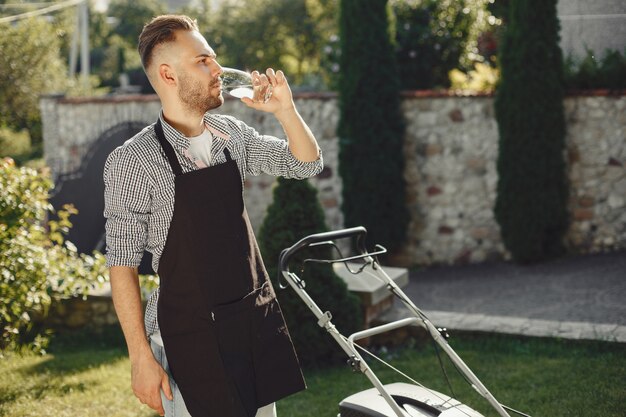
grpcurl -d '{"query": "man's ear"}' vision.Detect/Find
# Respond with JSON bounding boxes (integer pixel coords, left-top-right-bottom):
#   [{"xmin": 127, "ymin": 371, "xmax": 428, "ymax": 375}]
[{"xmin": 158, "ymin": 64, "xmax": 176, "ymax": 86}]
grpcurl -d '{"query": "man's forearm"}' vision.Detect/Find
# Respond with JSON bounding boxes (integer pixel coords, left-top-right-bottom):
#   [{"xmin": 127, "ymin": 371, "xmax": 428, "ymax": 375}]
[
  {"xmin": 275, "ymin": 107, "xmax": 320, "ymax": 163},
  {"xmin": 110, "ymin": 266, "xmax": 152, "ymax": 361}
]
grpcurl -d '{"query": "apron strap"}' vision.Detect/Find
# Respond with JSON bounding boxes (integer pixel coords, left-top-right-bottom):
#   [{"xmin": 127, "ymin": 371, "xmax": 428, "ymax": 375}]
[
  {"xmin": 223, "ymin": 147, "xmax": 232, "ymax": 162},
  {"xmin": 155, "ymin": 119, "xmax": 183, "ymax": 177}
]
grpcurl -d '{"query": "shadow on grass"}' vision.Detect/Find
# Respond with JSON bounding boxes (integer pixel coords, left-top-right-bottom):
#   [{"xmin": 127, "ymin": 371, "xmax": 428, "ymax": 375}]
[
  {"xmin": 1, "ymin": 326, "xmax": 130, "ymax": 412},
  {"xmin": 24, "ymin": 325, "xmax": 128, "ymax": 375},
  {"xmin": 0, "ymin": 379, "xmax": 91, "ymax": 406}
]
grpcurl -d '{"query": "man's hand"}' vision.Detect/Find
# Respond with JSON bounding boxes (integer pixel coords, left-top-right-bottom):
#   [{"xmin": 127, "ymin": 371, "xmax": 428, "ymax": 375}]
[
  {"xmin": 131, "ymin": 348, "xmax": 173, "ymax": 416},
  {"xmin": 240, "ymin": 68, "xmax": 320, "ymax": 163},
  {"xmin": 241, "ymin": 68, "xmax": 295, "ymax": 116},
  {"xmin": 109, "ymin": 266, "xmax": 173, "ymax": 415}
]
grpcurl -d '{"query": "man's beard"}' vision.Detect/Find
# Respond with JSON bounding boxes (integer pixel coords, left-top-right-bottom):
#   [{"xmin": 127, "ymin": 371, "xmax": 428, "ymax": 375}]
[{"xmin": 177, "ymin": 71, "xmax": 223, "ymax": 115}]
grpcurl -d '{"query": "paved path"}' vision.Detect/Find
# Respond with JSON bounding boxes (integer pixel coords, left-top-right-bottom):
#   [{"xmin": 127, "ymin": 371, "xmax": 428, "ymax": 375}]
[{"xmin": 380, "ymin": 250, "xmax": 626, "ymax": 342}]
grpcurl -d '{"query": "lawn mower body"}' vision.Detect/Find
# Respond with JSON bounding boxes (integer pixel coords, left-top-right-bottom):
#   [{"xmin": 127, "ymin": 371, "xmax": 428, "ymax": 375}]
[{"xmin": 339, "ymin": 383, "xmax": 484, "ymax": 417}]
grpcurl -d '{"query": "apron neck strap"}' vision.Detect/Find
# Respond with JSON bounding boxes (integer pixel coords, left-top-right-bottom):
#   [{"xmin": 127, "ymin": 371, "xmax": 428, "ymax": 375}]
[
  {"xmin": 155, "ymin": 119, "xmax": 183, "ymax": 177},
  {"xmin": 223, "ymin": 147, "xmax": 232, "ymax": 162}
]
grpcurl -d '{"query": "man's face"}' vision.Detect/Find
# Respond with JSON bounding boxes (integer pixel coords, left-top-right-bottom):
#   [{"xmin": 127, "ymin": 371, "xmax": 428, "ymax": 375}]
[{"xmin": 172, "ymin": 30, "xmax": 224, "ymax": 114}]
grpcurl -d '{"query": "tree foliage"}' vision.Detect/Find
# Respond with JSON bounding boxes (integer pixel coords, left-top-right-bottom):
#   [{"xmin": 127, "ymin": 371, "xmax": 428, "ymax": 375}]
[
  {"xmin": 0, "ymin": 18, "xmax": 69, "ymax": 147},
  {"xmin": 0, "ymin": 159, "xmax": 107, "ymax": 353},
  {"xmin": 0, "ymin": 127, "xmax": 32, "ymax": 163},
  {"xmin": 209, "ymin": 0, "xmax": 335, "ymax": 88},
  {"xmin": 391, "ymin": 0, "xmax": 474, "ymax": 89},
  {"xmin": 337, "ymin": 0, "xmax": 408, "ymax": 252},
  {"xmin": 494, "ymin": 0, "xmax": 569, "ymax": 263},
  {"xmin": 95, "ymin": 0, "xmax": 165, "ymax": 92},
  {"xmin": 107, "ymin": 0, "xmax": 167, "ymax": 48},
  {"xmin": 258, "ymin": 177, "xmax": 361, "ymax": 368}
]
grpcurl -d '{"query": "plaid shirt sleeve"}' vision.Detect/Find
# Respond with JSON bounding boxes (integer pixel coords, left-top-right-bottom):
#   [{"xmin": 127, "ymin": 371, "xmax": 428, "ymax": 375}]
[
  {"xmin": 103, "ymin": 145, "xmax": 153, "ymax": 268},
  {"xmin": 225, "ymin": 116, "xmax": 323, "ymax": 179}
]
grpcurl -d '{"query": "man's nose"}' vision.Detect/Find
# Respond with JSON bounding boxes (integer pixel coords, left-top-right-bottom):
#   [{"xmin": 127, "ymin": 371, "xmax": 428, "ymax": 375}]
[{"xmin": 214, "ymin": 62, "xmax": 223, "ymax": 78}]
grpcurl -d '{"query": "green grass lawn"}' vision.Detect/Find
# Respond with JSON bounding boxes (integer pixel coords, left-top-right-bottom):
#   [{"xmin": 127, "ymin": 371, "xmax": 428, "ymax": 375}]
[{"xmin": 1, "ymin": 326, "xmax": 624, "ymax": 417}]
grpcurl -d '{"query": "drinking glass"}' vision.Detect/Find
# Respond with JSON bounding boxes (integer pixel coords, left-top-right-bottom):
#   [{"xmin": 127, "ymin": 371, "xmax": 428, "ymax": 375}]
[{"xmin": 220, "ymin": 67, "xmax": 273, "ymax": 103}]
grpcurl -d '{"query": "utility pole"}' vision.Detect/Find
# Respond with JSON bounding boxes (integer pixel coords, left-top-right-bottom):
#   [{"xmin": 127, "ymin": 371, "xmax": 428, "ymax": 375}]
[
  {"xmin": 80, "ymin": 0, "xmax": 89, "ymax": 86},
  {"xmin": 69, "ymin": 0, "xmax": 89, "ymax": 87}
]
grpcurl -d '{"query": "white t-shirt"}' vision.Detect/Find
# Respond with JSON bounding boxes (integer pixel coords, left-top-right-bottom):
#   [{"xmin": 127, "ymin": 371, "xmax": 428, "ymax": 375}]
[{"xmin": 187, "ymin": 128, "xmax": 213, "ymax": 167}]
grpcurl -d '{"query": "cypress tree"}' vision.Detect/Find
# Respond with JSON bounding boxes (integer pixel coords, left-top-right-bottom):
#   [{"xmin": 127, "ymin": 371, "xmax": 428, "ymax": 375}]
[
  {"xmin": 337, "ymin": 0, "xmax": 409, "ymax": 251},
  {"xmin": 258, "ymin": 177, "xmax": 361, "ymax": 368},
  {"xmin": 494, "ymin": 0, "xmax": 569, "ymax": 263}
]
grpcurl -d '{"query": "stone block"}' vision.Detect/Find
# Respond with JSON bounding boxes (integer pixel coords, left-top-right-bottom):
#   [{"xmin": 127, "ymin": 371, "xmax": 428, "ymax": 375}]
[
  {"xmin": 608, "ymin": 157, "xmax": 623, "ymax": 167},
  {"xmin": 448, "ymin": 109, "xmax": 464, "ymax": 122},
  {"xmin": 606, "ymin": 166, "xmax": 625, "ymax": 181},
  {"xmin": 425, "ymin": 143, "xmax": 443, "ymax": 156},
  {"xmin": 578, "ymin": 196, "xmax": 595, "ymax": 207},
  {"xmin": 322, "ymin": 198, "xmax": 338, "ymax": 208},
  {"xmin": 465, "ymin": 157, "xmax": 486, "ymax": 172},
  {"xmin": 470, "ymin": 227, "xmax": 490, "ymax": 240},
  {"xmin": 417, "ymin": 112, "xmax": 438, "ymax": 127},
  {"xmin": 65, "ymin": 311, "xmax": 89, "ymax": 328},
  {"xmin": 91, "ymin": 300, "xmax": 111, "ymax": 315},
  {"xmin": 607, "ymin": 194, "xmax": 625, "ymax": 209},
  {"xmin": 574, "ymin": 208, "xmax": 594, "ymax": 221},
  {"xmin": 438, "ymin": 226, "xmax": 454, "ymax": 235},
  {"xmin": 426, "ymin": 186, "xmax": 442, "ymax": 196},
  {"xmin": 333, "ymin": 262, "xmax": 409, "ymax": 308}
]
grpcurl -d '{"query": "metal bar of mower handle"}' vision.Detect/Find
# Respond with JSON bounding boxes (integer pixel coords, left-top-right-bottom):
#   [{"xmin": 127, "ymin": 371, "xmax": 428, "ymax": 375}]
[
  {"xmin": 347, "ymin": 317, "xmax": 424, "ymax": 345},
  {"xmin": 278, "ymin": 226, "xmax": 369, "ymax": 275}
]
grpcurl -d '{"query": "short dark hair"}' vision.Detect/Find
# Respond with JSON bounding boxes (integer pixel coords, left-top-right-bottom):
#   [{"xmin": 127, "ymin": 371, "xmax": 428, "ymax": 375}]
[{"xmin": 138, "ymin": 15, "xmax": 199, "ymax": 70}]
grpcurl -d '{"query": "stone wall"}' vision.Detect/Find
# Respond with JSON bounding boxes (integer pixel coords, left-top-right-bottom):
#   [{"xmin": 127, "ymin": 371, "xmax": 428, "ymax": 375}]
[
  {"xmin": 400, "ymin": 94, "xmax": 504, "ymax": 265},
  {"xmin": 565, "ymin": 95, "xmax": 626, "ymax": 252},
  {"xmin": 40, "ymin": 95, "xmax": 162, "ymax": 178},
  {"xmin": 225, "ymin": 92, "xmax": 626, "ymax": 265},
  {"xmin": 41, "ymin": 91, "xmax": 625, "ymax": 267},
  {"xmin": 45, "ymin": 294, "xmax": 119, "ymax": 330}
]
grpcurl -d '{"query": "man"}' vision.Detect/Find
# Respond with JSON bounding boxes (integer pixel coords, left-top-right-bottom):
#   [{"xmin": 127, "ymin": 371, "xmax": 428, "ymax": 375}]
[{"xmin": 104, "ymin": 15, "xmax": 322, "ymax": 417}]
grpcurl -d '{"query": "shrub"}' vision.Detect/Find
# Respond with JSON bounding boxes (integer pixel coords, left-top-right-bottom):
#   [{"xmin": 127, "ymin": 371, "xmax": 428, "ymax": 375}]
[
  {"xmin": 258, "ymin": 177, "xmax": 361, "ymax": 368},
  {"xmin": 0, "ymin": 126, "xmax": 32, "ymax": 160},
  {"xmin": 564, "ymin": 48, "xmax": 626, "ymax": 91},
  {"xmin": 494, "ymin": 0, "xmax": 569, "ymax": 263},
  {"xmin": 449, "ymin": 62, "xmax": 500, "ymax": 92},
  {"xmin": 0, "ymin": 159, "xmax": 107, "ymax": 353},
  {"xmin": 338, "ymin": 0, "xmax": 409, "ymax": 252}
]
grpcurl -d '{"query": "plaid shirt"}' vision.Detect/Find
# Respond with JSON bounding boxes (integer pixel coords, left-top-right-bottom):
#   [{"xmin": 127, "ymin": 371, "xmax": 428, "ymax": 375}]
[{"xmin": 103, "ymin": 111, "xmax": 323, "ymax": 337}]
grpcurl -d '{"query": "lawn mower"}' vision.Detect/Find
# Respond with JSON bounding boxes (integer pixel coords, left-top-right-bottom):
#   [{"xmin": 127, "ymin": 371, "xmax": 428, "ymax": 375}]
[{"xmin": 278, "ymin": 227, "xmax": 531, "ymax": 417}]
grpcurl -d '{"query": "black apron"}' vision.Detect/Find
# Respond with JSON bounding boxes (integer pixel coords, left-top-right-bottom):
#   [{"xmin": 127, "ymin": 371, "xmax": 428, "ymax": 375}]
[{"xmin": 154, "ymin": 120, "xmax": 305, "ymax": 417}]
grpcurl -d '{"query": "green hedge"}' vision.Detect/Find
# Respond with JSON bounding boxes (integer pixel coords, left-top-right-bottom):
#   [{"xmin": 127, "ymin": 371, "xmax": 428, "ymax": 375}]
[
  {"xmin": 0, "ymin": 159, "xmax": 106, "ymax": 353},
  {"xmin": 258, "ymin": 177, "xmax": 361, "ymax": 368},
  {"xmin": 337, "ymin": 0, "xmax": 409, "ymax": 252},
  {"xmin": 494, "ymin": 0, "xmax": 569, "ymax": 263}
]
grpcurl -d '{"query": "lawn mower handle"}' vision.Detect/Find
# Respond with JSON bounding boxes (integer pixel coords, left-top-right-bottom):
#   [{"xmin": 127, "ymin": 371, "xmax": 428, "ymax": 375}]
[{"xmin": 278, "ymin": 226, "xmax": 369, "ymax": 274}]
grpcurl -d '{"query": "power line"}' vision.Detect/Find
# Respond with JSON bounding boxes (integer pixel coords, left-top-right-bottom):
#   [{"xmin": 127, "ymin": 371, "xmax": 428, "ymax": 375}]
[
  {"xmin": 0, "ymin": 0, "xmax": 91, "ymax": 86},
  {"xmin": 0, "ymin": 2, "xmax": 66, "ymax": 8},
  {"xmin": 0, "ymin": 0, "xmax": 85, "ymax": 24}
]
